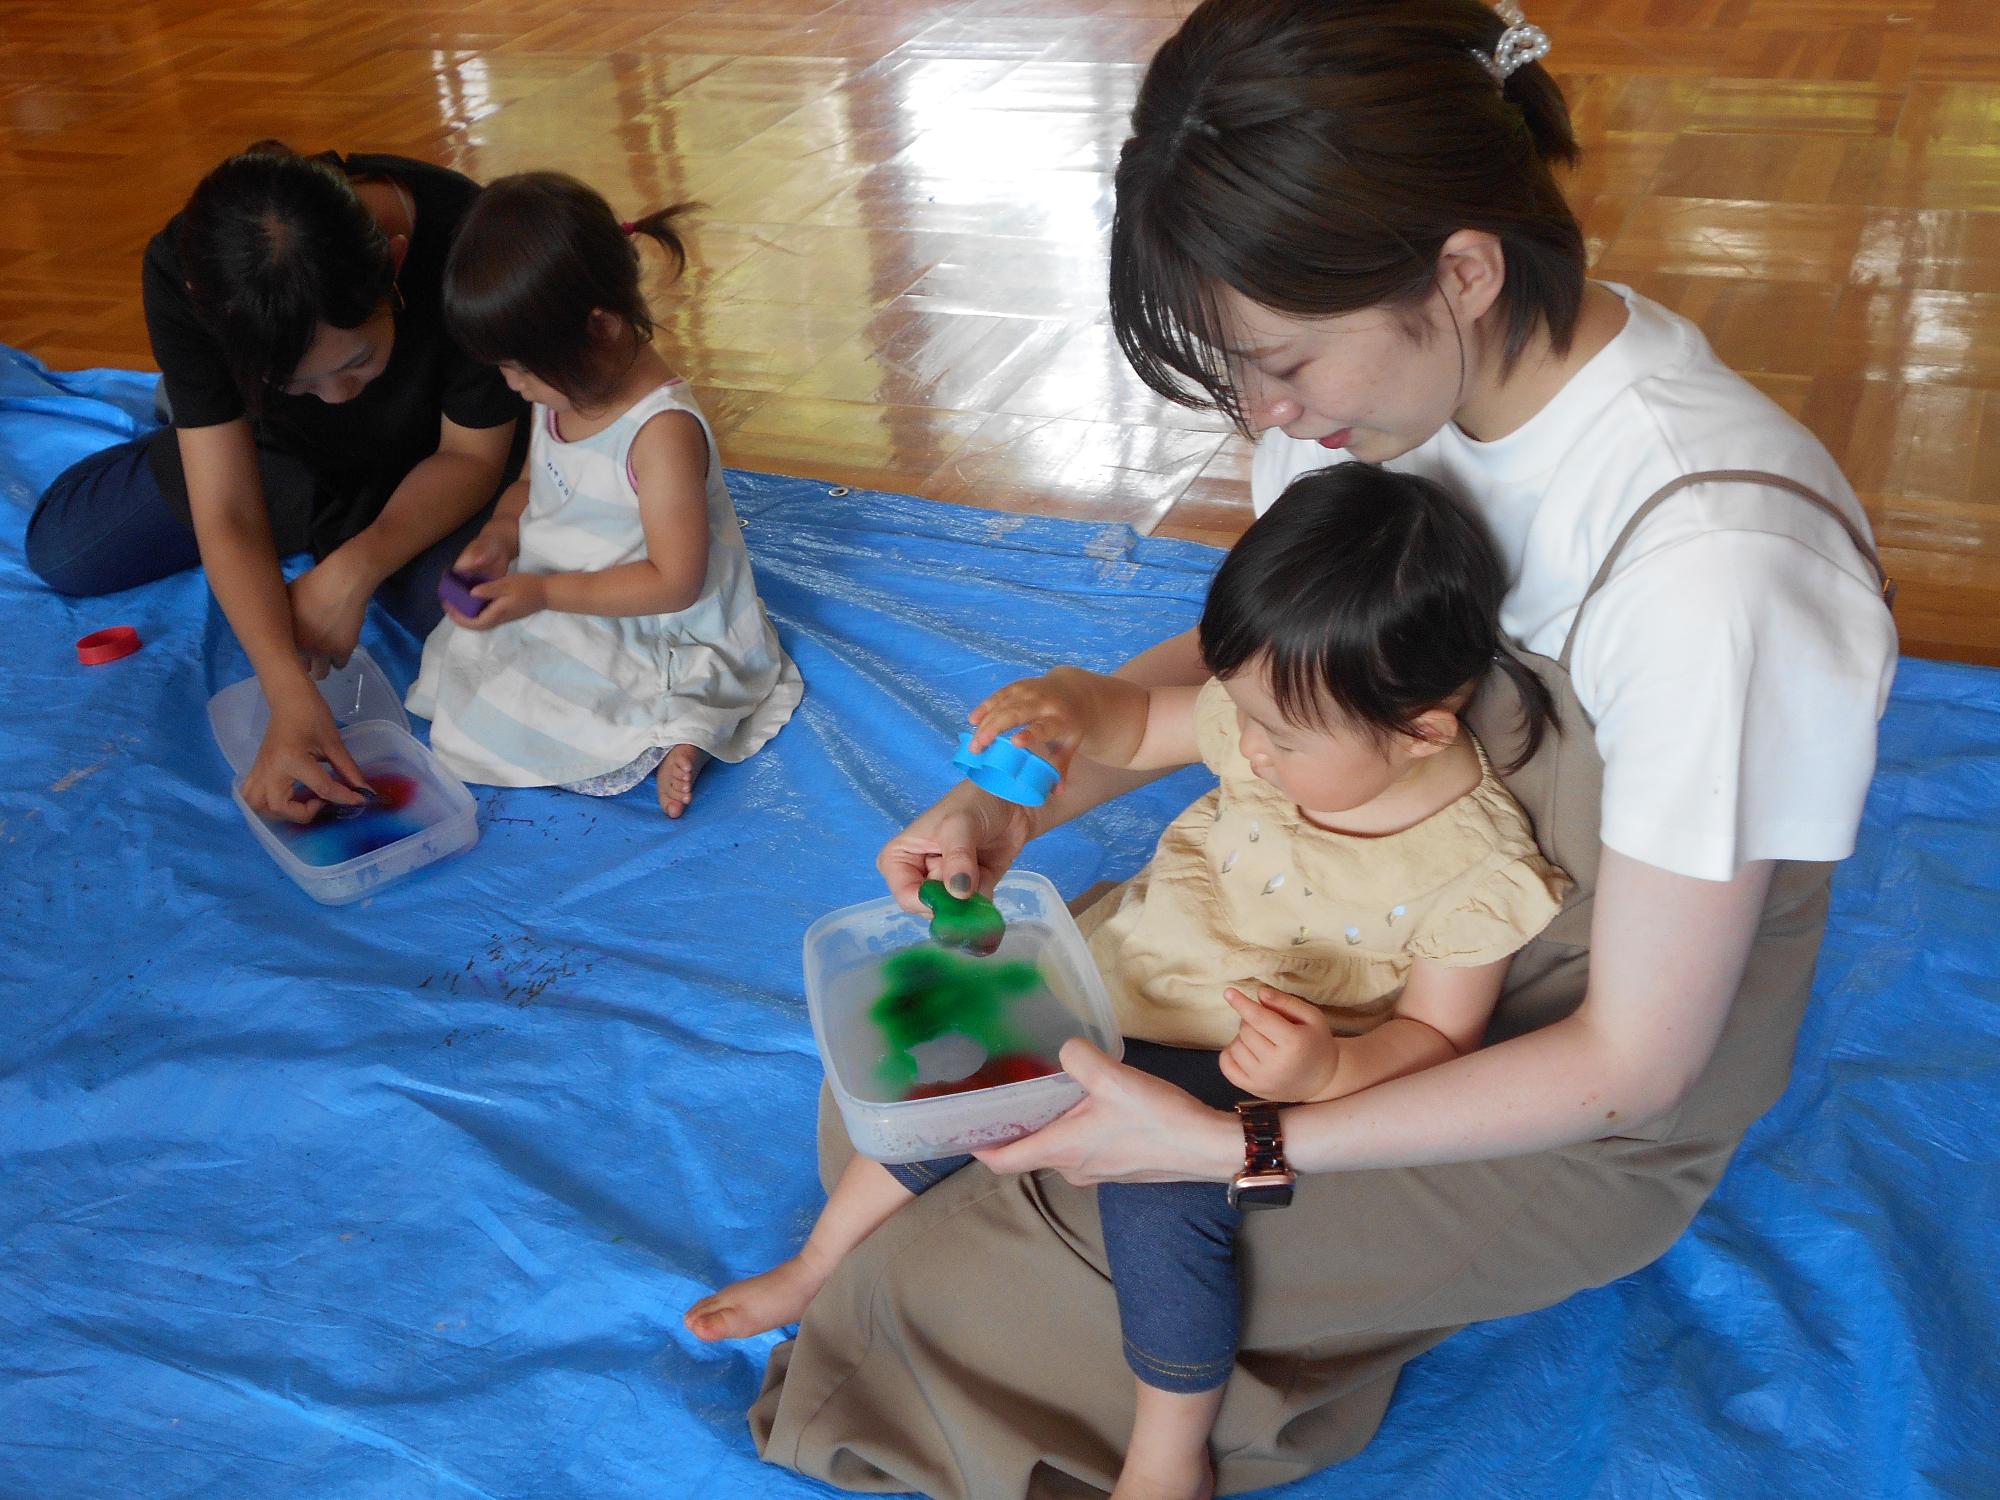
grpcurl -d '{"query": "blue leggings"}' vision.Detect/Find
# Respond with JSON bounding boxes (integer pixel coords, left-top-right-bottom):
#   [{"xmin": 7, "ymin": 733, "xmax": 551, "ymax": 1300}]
[
  {"xmin": 888, "ymin": 1041, "xmax": 1247, "ymax": 1394},
  {"xmin": 25, "ymin": 431, "xmax": 491, "ymax": 637}
]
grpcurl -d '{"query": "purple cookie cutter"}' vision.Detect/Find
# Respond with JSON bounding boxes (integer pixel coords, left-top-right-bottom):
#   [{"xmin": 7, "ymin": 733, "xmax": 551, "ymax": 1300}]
[{"xmin": 438, "ymin": 569, "xmax": 491, "ymax": 619}]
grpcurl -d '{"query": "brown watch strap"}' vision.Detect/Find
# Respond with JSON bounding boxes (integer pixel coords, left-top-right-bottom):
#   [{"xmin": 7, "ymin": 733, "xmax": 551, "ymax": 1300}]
[{"xmin": 1235, "ymin": 1101, "xmax": 1289, "ymax": 1176}]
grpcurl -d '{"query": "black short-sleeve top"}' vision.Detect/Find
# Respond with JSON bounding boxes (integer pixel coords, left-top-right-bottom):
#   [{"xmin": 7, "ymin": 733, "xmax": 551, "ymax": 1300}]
[{"xmin": 141, "ymin": 152, "xmax": 524, "ymax": 542}]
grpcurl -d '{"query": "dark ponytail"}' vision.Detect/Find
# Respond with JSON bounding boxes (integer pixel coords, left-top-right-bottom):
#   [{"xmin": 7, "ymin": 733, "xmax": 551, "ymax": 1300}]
[
  {"xmin": 443, "ymin": 171, "xmax": 697, "ymax": 408},
  {"xmin": 178, "ymin": 140, "xmax": 396, "ymax": 409},
  {"xmin": 1198, "ymin": 462, "xmax": 1556, "ymax": 773},
  {"xmin": 624, "ymin": 205, "xmax": 691, "ymax": 282}
]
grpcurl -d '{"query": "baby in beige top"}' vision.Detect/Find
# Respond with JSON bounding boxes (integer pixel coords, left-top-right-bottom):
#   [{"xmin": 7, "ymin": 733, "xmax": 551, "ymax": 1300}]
[
  {"xmin": 1079, "ymin": 674, "xmax": 1566, "ymax": 1055},
  {"xmin": 689, "ymin": 463, "xmax": 1570, "ymax": 1500}
]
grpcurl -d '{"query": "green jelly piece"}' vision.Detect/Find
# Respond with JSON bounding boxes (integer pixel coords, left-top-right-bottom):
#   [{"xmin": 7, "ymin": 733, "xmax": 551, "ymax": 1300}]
[
  {"xmin": 870, "ymin": 944, "xmax": 1041, "ymax": 1091},
  {"xmin": 918, "ymin": 878, "xmax": 1007, "ymax": 955}
]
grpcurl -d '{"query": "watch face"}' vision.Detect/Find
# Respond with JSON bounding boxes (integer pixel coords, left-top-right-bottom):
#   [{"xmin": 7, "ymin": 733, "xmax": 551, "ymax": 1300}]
[{"xmin": 1228, "ymin": 1172, "xmax": 1296, "ymax": 1211}]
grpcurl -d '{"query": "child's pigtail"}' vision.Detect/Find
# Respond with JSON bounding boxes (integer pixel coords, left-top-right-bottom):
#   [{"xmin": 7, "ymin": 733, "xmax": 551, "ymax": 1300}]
[
  {"xmin": 1489, "ymin": 647, "xmax": 1559, "ymax": 775},
  {"xmin": 626, "ymin": 202, "xmax": 700, "ymax": 284}
]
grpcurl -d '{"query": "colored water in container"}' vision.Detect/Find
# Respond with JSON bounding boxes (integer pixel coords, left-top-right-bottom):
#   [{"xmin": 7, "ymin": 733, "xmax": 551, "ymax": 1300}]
[
  {"xmin": 263, "ymin": 765, "xmax": 445, "ymax": 867},
  {"xmin": 824, "ymin": 939, "xmax": 1092, "ymax": 1107}
]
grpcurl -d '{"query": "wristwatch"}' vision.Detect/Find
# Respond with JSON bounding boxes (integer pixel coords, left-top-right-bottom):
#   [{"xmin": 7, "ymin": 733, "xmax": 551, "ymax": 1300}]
[{"xmin": 1226, "ymin": 1101, "xmax": 1296, "ymax": 1210}]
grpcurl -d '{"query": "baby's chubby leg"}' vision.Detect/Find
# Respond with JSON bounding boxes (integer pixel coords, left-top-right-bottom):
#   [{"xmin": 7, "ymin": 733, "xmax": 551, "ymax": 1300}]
[
  {"xmin": 684, "ymin": 1154, "xmax": 913, "ymax": 1341},
  {"xmin": 1113, "ymin": 1382, "xmax": 1224, "ymax": 1500}
]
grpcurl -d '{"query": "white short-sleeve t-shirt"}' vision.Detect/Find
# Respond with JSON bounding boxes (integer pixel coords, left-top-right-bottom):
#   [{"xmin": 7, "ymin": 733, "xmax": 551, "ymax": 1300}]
[{"xmin": 1250, "ymin": 284, "xmax": 1897, "ymax": 882}]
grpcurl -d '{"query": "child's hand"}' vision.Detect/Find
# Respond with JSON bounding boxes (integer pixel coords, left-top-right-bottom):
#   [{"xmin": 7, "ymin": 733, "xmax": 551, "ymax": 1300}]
[
  {"xmin": 967, "ymin": 666, "xmax": 1100, "ymax": 771},
  {"xmin": 450, "ymin": 572, "xmax": 547, "ymax": 630},
  {"xmin": 454, "ymin": 526, "xmax": 517, "ymax": 581},
  {"xmin": 1219, "ymin": 986, "xmax": 1341, "ymax": 1102}
]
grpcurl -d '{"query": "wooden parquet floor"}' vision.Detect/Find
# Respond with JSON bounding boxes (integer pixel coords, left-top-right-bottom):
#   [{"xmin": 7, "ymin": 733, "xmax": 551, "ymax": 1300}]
[{"xmin": 4, "ymin": 0, "xmax": 1997, "ymax": 662}]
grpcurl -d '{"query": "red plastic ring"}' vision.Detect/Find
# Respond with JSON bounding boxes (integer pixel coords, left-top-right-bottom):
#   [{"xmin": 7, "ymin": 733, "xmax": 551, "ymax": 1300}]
[{"xmin": 76, "ymin": 626, "xmax": 142, "ymax": 665}]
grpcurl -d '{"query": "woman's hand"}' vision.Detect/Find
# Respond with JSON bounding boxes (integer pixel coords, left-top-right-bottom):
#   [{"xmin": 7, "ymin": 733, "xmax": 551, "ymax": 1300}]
[
  {"xmin": 450, "ymin": 572, "xmax": 547, "ymax": 630},
  {"xmin": 1219, "ymin": 986, "xmax": 1341, "ymax": 1101},
  {"xmin": 972, "ymin": 1039, "xmax": 1243, "ymax": 1185},
  {"xmin": 242, "ymin": 682, "xmax": 369, "ymax": 824},
  {"xmin": 287, "ymin": 547, "xmax": 377, "ymax": 677},
  {"xmin": 877, "ymin": 780, "xmax": 1039, "ymax": 913}
]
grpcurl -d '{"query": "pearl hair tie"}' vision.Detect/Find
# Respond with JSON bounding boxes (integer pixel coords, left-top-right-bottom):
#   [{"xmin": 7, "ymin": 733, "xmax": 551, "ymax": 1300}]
[{"xmin": 1475, "ymin": 2, "xmax": 1552, "ymax": 84}]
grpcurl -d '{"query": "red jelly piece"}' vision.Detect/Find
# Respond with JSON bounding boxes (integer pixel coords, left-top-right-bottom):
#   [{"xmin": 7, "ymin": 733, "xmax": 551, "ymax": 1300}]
[
  {"xmin": 366, "ymin": 772, "xmax": 419, "ymax": 811},
  {"xmin": 301, "ymin": 769, "xmax": 421, "ymax": 823},
  {"xmin": 903, "ymin": 1052, "xmax": 1060, "ymax": 1100}
]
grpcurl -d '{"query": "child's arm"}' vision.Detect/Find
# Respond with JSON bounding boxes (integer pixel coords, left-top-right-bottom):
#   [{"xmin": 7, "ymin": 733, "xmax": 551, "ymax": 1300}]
[
  {"xmin": 445, "ymin": 477, "xmax": 531, "ymax": 597},
  {"xmin": 1218, "ymin": 956, "xmax": 1509, "ymax": 1104},
  {"xmin": 966, "ymin": 668, "xmax": 1204, "ymax": 775},
  {"xmin": 458, "ymin": 411, "xmax": 711, "ymax": 627}
]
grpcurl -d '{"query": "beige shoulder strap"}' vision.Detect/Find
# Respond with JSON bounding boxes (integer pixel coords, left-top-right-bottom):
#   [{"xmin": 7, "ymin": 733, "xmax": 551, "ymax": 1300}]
[{"xmin": 1558, "ymin": 468, "xmax": 1895, "ymax": 672}]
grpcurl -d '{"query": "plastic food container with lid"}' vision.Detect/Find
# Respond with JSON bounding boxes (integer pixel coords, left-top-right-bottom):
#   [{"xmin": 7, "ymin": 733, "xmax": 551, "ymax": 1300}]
[
  {"xmin": 803, "ymin": 870, "xmax": 1122, "ymax": 1163},
  {"xmin": 206, "ymin": 648, "xmax": 478, "ymax": 905}
]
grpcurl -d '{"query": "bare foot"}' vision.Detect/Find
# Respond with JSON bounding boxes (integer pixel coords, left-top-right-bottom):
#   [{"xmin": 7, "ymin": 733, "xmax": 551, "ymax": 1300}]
[
  {"xmin": 655, "ymin": 744, "xmax": 709, "ymax": 819},
  {"xmin": 684, "ymin": 1249, "xmax": 832, "ymax": 1342}
]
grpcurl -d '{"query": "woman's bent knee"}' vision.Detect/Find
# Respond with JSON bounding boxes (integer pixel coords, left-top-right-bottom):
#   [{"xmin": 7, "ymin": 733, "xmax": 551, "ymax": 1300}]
[
  {"xmin": 25, "ymin": 473, "xmax": 111, "ymax": 596},
  {"xmin": 24, "ymin": 438, "xmax": 197, "ymax": 596}
]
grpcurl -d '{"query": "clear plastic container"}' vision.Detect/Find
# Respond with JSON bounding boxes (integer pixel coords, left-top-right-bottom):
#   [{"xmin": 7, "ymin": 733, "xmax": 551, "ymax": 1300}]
[
  {"xmin": 207, "ymin": 649, "xmax": 479, "ymax": 906},
  {"xmin": 804, "ymin": 870, "xmax": 1122, "ymax": 1163}
]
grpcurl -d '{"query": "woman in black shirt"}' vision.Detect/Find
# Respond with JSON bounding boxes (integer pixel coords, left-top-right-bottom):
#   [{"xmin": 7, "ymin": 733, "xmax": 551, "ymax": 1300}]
[{"xmin": 26, "ymin": 142, "xmax": 524, "ymax": 822}]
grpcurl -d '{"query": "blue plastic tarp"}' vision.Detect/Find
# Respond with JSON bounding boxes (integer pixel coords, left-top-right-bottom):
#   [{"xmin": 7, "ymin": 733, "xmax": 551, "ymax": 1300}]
[{"xmin": 1, "ymin": 347, "xmax": 1995, "ymax": 1499}]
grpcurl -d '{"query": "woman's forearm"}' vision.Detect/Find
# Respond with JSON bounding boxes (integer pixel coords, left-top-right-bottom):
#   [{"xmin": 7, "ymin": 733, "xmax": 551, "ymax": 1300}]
[
  {"xmin": 194, "ymin": 503, "xmax": 315, "ymax": 700},
  {"xmin": 178, "ymin": 421, "xmax": 313, "ymax": 697},
  {"xmin": 340, "ymin": 449, "xmax": 503, "ymax": 588},
  {"xmin": 1233, "ymin": 855, "xmax": 1769, "ymax": 1179},
  {"xmin": 1278, "ymin": 1012, "xmax": 1674, "ymax": 1175}
]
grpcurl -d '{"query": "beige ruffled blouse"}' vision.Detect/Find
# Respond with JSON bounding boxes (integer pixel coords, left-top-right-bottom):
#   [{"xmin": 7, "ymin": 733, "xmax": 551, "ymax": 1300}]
[{"xmin": 1078, "ymin": 679, "xmax": 1573, "ymax": 1049}]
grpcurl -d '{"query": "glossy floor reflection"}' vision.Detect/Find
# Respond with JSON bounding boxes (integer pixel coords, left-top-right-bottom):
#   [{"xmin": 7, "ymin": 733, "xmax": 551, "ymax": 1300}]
[{"xmin": 3, "ymin": 0, "xmax": 1997, "ymax": 660}]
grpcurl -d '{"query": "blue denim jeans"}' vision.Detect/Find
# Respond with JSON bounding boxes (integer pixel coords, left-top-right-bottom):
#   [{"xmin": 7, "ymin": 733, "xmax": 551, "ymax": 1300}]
[
  {"xmin": 25, "ymin": 431, "xmax": 492, "ymax": 638},
  {"xmin": 887, "ymin": 1039, "xmax": 1247, "ymax": 1393}
]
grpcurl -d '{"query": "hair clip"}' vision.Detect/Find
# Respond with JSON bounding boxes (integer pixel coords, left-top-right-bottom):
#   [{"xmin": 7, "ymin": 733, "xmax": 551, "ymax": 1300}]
[
  {"xmin": 1474, "ymin": 2, "xmax": 1551, "ymax": 85},
  {"xmin": 619, "ymin": 220, "xmax": 638, "ymax": 236}
]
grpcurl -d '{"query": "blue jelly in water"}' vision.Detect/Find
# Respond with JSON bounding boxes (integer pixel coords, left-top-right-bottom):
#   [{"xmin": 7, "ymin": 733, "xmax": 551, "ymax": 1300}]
[{"xmin": 263, "ymin": 768, "xmax": 431, "ymax": 867}]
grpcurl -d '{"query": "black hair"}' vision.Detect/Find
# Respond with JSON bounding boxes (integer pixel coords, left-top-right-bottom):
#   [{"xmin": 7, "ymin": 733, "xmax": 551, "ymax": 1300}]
[
  {"xmin": 1198, "ymin": 462, "xmax": 1555, "ymax": 771},
  {"xmin": 1111, "ymin": 0, "xmax": 1585, "ymax": 427},
  {"xmin": 443, "ymin": 171, "xmax": 694, "ymax": 408},
  {"xmin": 177, "ymin": 140, "xmax": 397, "ymax": 410}
]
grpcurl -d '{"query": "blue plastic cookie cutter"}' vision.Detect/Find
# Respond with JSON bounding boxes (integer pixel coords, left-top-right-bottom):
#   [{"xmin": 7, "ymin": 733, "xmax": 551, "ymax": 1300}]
[{"xmin": 953, "ymin": 731, "xmax": 1060, "ymax": 806}]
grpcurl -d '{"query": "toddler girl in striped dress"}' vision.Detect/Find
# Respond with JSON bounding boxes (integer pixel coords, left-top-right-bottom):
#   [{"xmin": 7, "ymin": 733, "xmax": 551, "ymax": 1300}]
[{"xmin": 407, "ymin": 172, "xmax": 801, "ymax": 818}]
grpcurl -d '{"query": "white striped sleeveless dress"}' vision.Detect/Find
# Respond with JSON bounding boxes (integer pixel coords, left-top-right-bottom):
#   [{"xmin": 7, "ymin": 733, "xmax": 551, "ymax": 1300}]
[{"xmin": 406, "ymin": 380, "xmax": 802, "ymax": 792}]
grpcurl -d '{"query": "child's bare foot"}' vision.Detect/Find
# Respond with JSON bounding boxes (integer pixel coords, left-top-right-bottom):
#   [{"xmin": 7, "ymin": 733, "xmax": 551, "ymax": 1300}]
[
  {"xmin": 684, "ymin": 1249, "xmax": 832, "ymax": 1342},
  {"xmin": 687, "ymin": 1158, "xmax": 914, "ymax": 1343},
  {"xmin": 655, "ymin": 744, "xmax": 709, "ymax": 819}
]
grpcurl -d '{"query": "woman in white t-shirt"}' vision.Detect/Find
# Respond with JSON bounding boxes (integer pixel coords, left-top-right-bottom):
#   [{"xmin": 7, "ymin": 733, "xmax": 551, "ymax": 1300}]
[{"xmin": 750, "ymin": 3, "xmax": 1898, "ymax": 1495}]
